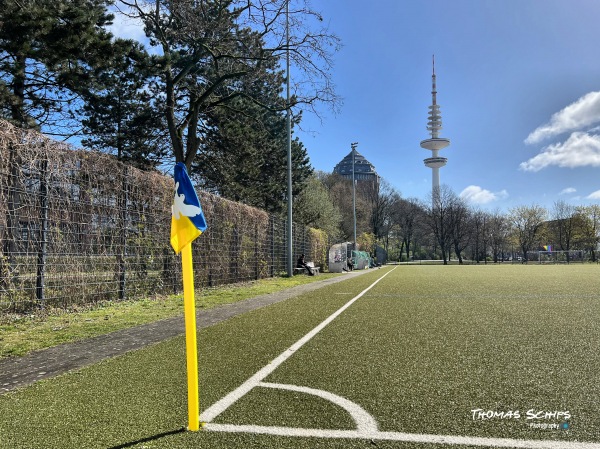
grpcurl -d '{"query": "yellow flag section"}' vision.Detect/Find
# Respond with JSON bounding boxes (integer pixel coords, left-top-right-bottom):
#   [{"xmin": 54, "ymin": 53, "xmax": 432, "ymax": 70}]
[{"xmin": 170, "ymin": 162, "xmax": 207, "ymax": 431}]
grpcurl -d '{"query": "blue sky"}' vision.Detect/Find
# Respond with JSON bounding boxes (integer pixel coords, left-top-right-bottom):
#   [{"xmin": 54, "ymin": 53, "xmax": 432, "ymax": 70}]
[
  {"xmin": 293, "ymin": 0, "xmax": 600, "ymax": 211},
  {"xmin": 109, "ymin": 0, "xmax": 600, "ymax": 211}
]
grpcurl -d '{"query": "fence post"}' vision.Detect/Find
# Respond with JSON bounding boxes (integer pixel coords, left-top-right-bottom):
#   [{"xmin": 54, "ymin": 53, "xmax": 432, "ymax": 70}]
[
  {"xmin": 232, "ymin": 226, "xmax": 239, "ymax": 281},
  {"xmin": 35, "ymin": 158, "xmax": 49, "ymax": 307},
  {"xmin": 207, "ymin": 230, "xmax": 214, "ymax": 287},
  {"xmin": 270, "ymin": 217, "xmax": 275, "ymax": 277},
  {"xmin": 118, "ymin": 166, "xmax": 128, "ymax": 300},
  {"xmin": 254, "ymin": 222, "xmax": 259, "ymax": 280},
  {"xmin": 304, "ymin": 227, "xmax": 308, "ymax": 259}
]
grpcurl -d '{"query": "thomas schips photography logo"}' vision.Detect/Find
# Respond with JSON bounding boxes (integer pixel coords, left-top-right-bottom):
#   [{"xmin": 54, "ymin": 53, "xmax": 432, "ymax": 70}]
[{"xmin": 471, "ymin": 408, "xmax": 571, "ymax": 430}]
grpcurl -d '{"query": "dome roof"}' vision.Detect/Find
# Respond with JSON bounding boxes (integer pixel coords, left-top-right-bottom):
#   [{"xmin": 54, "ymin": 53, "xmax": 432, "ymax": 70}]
[{"xmin": 333, "ymin": 149, "xmax": 377, "ymax": 176}]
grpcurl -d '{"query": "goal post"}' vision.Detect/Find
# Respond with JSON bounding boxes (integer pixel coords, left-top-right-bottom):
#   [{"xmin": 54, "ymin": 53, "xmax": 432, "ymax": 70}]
[{"xmin": 538, "ymin": 250, "xmax": 585, "ymax": 264}]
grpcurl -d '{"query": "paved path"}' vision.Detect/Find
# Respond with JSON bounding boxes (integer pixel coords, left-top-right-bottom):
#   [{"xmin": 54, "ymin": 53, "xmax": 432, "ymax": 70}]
[{"xmin": 0, "ymin": 271, "xmax": 371, "ymax": 394}]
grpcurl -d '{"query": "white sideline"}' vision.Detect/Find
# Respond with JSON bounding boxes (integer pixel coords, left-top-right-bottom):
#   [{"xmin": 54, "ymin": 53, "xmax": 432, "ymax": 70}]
[
  {"xmin": 200, "ymin": 266, "xmax": 398, "ymax": 423},
  {"xmin": 203, "ymin": 423, "xmax": 600, "ymax": 449}
]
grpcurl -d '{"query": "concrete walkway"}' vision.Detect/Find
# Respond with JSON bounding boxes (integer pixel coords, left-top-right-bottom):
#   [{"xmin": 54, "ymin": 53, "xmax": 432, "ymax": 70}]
[{"xmin": 0, "ymin": 270, "xmax": 371, "ymax": 394}]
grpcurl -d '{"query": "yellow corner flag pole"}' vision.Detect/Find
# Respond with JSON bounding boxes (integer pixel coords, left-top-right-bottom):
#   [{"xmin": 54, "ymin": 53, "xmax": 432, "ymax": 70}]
[
  {"xmin": 182, "ymin": 242, "xmax": 200, "ymax": 431},
  {"xmin": 171, "ymin": 161, "xmax": 206, "ymax": 432}
]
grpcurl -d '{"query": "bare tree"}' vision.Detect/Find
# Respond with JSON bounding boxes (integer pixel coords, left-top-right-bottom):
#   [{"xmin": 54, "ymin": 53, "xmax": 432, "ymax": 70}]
[
  {"xmin": 448, "ymin": 196, "xmax": 471, "ymax": 264},
  {"xmin": 508, "ymin": 205, "xmax": 547, "ymax": 262},
  {"xmin": 360, "ymin": 178, "xmax": 398, "ymax": 242},
  {"xmin": 427, "ymin": 185, "xmax": 456, "ymax": 264},
  {"xmin": 550, "ymin": 200, "xmax": 578, "ymax": 262},
  {"xmin": 488, "ymin": 210, "xmax": 509, "ymax": 263},
  {"xmin": 322, "ymin": 173, "xmax": 376, "ymax": 242},
  {"xmin": 469, "ymin": 209, "xmax": 486, "ymax": 263},
  {"xmin": 393, "ymin": 197, "xmax": 424, "ymax": 261}
]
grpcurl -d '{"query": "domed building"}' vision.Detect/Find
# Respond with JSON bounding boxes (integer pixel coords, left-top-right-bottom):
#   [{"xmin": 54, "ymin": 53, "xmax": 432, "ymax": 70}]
[{"xmin": 333, "ymin": 148, "xmax": 379, "ymax": 187}]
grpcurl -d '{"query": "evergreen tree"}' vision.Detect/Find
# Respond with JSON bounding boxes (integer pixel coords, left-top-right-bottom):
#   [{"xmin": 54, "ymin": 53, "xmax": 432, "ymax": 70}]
[
  {"xmin": 80, "ymin": 39, "xmax": 168, "ymax": 168},
  {"xmin": 193, "ymin": 95, "xmax": 312, "ymax": 213},
  {"xmin": 0, "ymin": 0, "xmax": 115, "ymax": 134}
]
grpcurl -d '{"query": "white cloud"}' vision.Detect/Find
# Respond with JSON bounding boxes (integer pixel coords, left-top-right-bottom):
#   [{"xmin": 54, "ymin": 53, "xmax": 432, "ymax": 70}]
[
  {"xmin": 459, "ymin": 186, "xmax": 508, "ymax": 204},
  {"xmin": 519, "ymin": 131, "xmax": 600, "ymax": 172},
  {"xmin": 587, "ymin": 190, "xmax": 600, "ymax": 200},
  {"xmin": 525, "ymin": 91, "xmax": 600, "ymax": 145},
  {"xmin": 559, "ymin": 187, "xmax": 577, "ymax": 195},
  {"xmin": 108, "ymin": 10, "xmax": 147, "ymax": 42}
]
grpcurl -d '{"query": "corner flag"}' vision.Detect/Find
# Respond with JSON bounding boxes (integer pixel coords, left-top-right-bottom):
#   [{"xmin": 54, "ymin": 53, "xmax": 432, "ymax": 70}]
[
  {"xmin": 171, "ymin": 163, "xmax": 207, "ymax": 253},
  {"xmin": 170, "ymin": 162, "xmax": 207, "ymax": 432}
]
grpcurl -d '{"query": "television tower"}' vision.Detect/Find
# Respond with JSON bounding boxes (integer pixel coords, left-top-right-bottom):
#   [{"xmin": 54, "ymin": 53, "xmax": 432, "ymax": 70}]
[{"xmin": 420, "ymin": 55, "xmax": 450, "ymax": 195}]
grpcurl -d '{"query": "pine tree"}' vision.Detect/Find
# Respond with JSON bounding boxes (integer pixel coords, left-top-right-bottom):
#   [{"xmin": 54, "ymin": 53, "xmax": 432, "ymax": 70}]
[
  {"xmin": 194, "ymin": 96, "xmax": 312, "ymax": 214},
  {"xmin": 0, "ymin": 0, "xmax": 115, "ymax": 134},
  {"xmin": 80, "ymin": 40, "xmax": 168, "ymax": 169}
]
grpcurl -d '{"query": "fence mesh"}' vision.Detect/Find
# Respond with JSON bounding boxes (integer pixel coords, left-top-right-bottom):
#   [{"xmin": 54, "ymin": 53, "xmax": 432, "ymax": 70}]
[{"xmin": 0, "ymin": 120, "xmax": 329, "ymax": 314}]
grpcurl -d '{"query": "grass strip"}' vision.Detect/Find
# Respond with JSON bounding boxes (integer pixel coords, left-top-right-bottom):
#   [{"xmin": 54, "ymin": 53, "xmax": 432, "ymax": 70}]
[{"xmin": 0, "ymin": 273, "xmax": 340, "ymax": 359}]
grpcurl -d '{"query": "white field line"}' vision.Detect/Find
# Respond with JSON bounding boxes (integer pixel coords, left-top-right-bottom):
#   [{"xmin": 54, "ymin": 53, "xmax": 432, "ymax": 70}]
[
  {"xmin": 259, "ymin": 382, "xmax": 378, "ymax": 433},
  {"xmin": 203, "ymin": 424, "xmax": 600, "ymax": 449},
  {"xmin": 200, "ymin": 266, "xmax": 399, "ymax": 423}
]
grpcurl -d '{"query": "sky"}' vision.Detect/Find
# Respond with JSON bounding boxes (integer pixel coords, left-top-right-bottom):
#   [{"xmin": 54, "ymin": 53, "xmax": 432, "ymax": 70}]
[
  {"xmin": 292, "ymin": 0, "xmax": 600, "ymax": 211},
  {"xmin": 109, "ymin": 0, "xmax": 600, "ymax": 212}
]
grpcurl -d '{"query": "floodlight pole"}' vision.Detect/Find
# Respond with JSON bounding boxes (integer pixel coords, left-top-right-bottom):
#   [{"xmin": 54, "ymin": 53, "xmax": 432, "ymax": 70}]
[
  {"xmin": 286, "ymin": 0, "xmax": 293, "ymax": 277},
  {"xmin": 351, "ymin": 142, "xmax": 358, "ymax": 250}
]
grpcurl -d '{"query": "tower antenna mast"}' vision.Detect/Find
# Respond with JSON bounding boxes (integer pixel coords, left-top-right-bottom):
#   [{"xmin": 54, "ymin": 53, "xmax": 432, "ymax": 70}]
[{"xmin": 420, "ymin": 55, "xmax": 450, "ymax": 201}]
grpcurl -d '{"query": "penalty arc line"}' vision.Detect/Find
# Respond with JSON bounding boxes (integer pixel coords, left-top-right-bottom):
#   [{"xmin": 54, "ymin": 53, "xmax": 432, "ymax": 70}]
[
  {"xmin": 200, "ymin": 266, "xmax": 399, "ymax": 423},
  {"xmin": 258, "ymin": 382, "xmax": 379, "ymax": 433}
]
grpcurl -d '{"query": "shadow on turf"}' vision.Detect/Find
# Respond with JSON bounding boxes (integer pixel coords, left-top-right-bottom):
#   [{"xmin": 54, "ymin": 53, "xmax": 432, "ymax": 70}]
[{"xmin": 107, "ymin": 427, "xmax": 186, "ymax": 448}]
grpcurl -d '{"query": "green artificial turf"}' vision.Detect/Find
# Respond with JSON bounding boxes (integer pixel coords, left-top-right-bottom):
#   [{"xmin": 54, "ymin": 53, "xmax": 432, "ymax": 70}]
[
  {"xmin": 267, "ymin": 264, "xmax": 600, "ymax": 443},
  {"xmin": 1, "ymin": 265, "xmax": 599, "ymax": 449}
]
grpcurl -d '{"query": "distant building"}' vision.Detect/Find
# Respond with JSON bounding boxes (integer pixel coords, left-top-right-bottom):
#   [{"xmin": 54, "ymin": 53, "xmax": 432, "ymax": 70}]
[{"xmin": 333, "ymin": 148, "xmax": 380, "ymax": 188}]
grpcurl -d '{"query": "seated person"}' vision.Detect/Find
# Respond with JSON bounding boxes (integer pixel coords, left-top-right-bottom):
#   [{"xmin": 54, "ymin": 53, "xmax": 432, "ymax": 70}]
[
  {"xmin": 346, "ymin": 257, "xmax": 354, "ymax": 271},
  {"xmin": 296, "ymin": 253, "xmax": 314, "ymax": 276}
]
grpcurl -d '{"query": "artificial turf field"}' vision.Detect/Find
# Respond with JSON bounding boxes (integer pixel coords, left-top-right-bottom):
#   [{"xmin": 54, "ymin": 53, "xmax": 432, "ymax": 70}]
[{"xmin": 1, "ymin": 264, "xmax": 600, "ymax": 449}]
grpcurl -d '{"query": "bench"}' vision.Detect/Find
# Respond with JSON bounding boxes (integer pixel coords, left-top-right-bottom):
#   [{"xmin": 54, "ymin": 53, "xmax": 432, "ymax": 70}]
[{"xmin": 294, "ymin": 262, "xmax": 320, "ymax": 275}]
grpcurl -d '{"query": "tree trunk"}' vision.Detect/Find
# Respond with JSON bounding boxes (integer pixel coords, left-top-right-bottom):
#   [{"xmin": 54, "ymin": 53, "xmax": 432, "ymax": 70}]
[
  {"xmin": 455, "ymin": 243, "xmax": 463, "ymax": 264},
  {"xmin": 11, "ymin": 53, "xmax": 26, "ymax": 125}
]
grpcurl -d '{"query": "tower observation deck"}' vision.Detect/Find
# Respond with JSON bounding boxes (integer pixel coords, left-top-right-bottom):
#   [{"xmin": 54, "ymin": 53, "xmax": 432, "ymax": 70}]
[{"xmin": 420, "ymin": 56, "xmax": 450, "ymax": 193}]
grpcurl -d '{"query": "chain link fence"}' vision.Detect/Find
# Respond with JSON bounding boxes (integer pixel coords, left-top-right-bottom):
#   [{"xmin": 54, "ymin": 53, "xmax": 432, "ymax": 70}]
[{"xmin": 0, "ymin": 120, "xmax": 330, "ymax": 314}]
